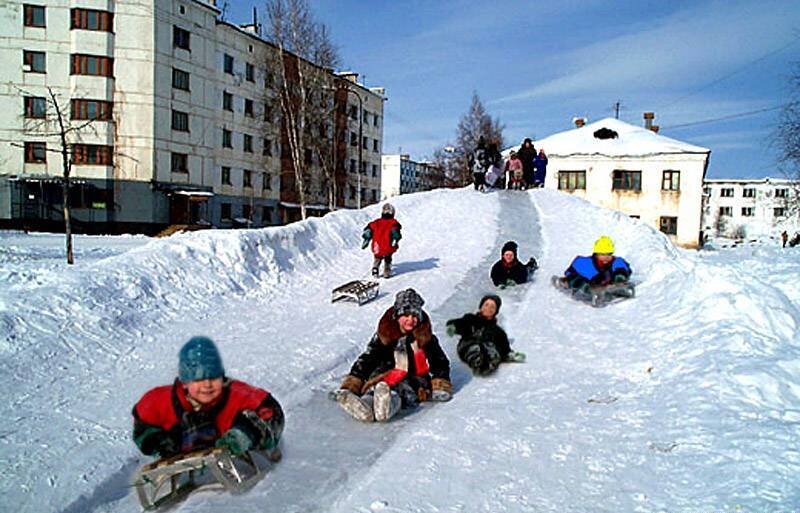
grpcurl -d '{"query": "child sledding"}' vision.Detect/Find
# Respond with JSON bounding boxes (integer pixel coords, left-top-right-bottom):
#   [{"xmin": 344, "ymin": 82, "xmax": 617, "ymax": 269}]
[
  {"xmin": 490, "ymin": 240, "xmax": 538, "ymax": 288},
  {"xmin": 336, "ymin": 288, "xmax": 453, "ymax": 422},
  {"xmin": 552, "ymin": 235, "xmax": 634, "ymax": 307},
  {"xmin": 446, "ymin": 294, "xmax": 525, "ymax": 376}
]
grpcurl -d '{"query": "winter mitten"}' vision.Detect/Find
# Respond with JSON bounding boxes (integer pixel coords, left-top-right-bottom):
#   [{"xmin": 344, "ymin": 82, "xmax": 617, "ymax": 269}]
[
  {"xmin": 431, "ymin": 378, "xmax": 452, "ymax": 401},
  {"xmin": 215, "ymin": 428, "xmax": 253, "ymax": 456},
  {"xmin": 361, "ymin": 239, "xmax": 369, "ymax": 250},
  {"xmin": 613, "ymin": 274, "xmax": 628, "ymax": 283},
  {"xmin": 446, "ymin": 323, "xmax": 456, "ymax": 337},
  {"xmin": 527, "ymin": 257, "xmax": 539, "ymax": 270},
  {"xmin": 340, "ymin": 375, "xmax": 364, "ymax": 395},
  {"xmin": 135, "ymin": 426, "xmax": 177, "ymax": 458},
  {"xmin": 504, "ymin": 351, "xmax": 527, "ymax": 363},
  {"xmin": 504, "ymin": 279, "xmax": 516, "ymax": 288}
]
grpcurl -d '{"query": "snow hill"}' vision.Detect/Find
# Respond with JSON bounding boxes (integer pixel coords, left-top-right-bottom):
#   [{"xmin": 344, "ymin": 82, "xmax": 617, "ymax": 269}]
[{"xmin": 1, "ymin": 188, "xmax": 799, "ymax": 513}]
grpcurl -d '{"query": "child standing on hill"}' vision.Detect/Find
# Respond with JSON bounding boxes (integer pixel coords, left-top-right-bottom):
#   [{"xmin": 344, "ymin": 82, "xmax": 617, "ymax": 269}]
[{"xmin": 362, "ymin": 203, "xmax": 402, "ymax": 278}]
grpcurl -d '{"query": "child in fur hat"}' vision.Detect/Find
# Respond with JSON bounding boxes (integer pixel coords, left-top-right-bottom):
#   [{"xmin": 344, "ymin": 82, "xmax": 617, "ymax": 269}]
[
  {"xmin": 132, "ymin": 336, "xmax": 284, "ymax": 460},
  {"xmin": 446, "ymin": 295, "xmax": 524, "ymax": 376},
  {"xmin": 337, "ymin": 288, "xmax": 452, "ymax": 422},
  {"xmin": 490, "ymin": 240, "xmax": 538, "ymax": 287}
]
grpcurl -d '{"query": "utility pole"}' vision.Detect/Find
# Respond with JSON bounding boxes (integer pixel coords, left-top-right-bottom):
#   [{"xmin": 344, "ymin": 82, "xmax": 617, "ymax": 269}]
[{"xmin": 613, "ymin": 100, "xmax": 622, "ymax": 119}]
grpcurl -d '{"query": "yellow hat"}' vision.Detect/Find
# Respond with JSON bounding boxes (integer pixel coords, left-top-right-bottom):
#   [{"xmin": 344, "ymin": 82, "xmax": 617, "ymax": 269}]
[{"xmin": 593, "ymin": 235, "xmax": 615, "ymax": 254}]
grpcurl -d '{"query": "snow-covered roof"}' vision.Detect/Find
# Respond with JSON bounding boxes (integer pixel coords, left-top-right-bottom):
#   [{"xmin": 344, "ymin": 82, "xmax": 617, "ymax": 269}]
[
  {"xmin": 704, "ymin": 177, "xmax": 797, "ymax": 185},
  {"xmin": 507, "ymin": 117, "xmax": 710, "ymax": 158}
]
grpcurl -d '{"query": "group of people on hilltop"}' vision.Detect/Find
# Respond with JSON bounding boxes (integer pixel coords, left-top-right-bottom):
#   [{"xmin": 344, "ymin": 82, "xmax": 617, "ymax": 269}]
[
  {"xmin": 469, "ymin": 136, "xmax": 548, "ymax": 192},
  {"xmin": 129, "ymin": 201, "xmax": 632, "ymax": 468},
  {"xmin": 781, "ymin": 230, "xmax": 800, "ymax": 248}
]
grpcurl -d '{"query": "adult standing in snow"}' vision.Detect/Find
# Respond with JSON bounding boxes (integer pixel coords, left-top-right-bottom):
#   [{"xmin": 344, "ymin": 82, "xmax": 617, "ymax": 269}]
[
  {"xmin": 446, "ymin": 295, "xmax": 524, "ymax": 376},
  {"xmin": 132, "ymin": 336, "xmax": 284, "ymax": 459},
  {"xmin": 490, "ymin": 240, "xmax": 538, "ymax": 287},
  {"xmin": 468, "ymin": 137, "xmax": 489, "ymax": 191},
  {"xmin": 362, "ymin": 203, "xmax": 402, "ymax": 278},
  {"xmin": 337, "ymin": 289, "xmax": 452, "ymax": 422},
  {"xmin": 533, "ymin": 149, "xmax": 548, "ymax": 188},
  {"xmin": 563, "ymin": 235, "xmax": 631, "ymax": 291},
  {"xmin": 781, "ymin": 230, "xmax": 788, "ymax": 248},
  {"xmin": 516, "ymin": 138, "xmax": 537, "ymax": 189}
]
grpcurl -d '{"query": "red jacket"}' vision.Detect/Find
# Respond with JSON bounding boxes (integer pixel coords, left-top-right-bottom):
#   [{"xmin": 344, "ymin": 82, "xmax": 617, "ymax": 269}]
[{"xmin": 368, "ymin": 217, "xmax": 401, "ymax": 258}]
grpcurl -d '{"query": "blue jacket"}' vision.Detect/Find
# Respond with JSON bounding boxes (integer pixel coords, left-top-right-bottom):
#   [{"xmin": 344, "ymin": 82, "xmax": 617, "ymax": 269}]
[
  {"xmin": 533, "ymin": 155, "xmax": 548, "ymax": 183},
  {"xmin": 564, "ymin": 255, "xmax": 631, "ymax": 288}
]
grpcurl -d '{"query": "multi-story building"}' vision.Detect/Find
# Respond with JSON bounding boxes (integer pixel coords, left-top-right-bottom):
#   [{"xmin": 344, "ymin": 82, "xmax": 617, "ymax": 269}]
[
  {"xmin": 381, "ymin": 154, "xmax": 441, "ymax": 199},
  {"xmin": 702, "ymin": 178, "xmax": 798, "ymax": 239},
  {"xmin": 0, "ymin": 0, "xmax": 384, "ymax": 234},
  {"xmin": 518, "ymin": 116, "xmax": 710, "ymax": 248}
]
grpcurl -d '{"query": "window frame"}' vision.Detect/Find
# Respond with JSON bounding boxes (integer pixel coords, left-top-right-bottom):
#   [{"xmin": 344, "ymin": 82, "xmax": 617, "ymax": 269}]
[
  {"xmin": 171, "ymin": 109, "xmax": 189, "ymax": 132},
  {"xmin": 661, "ymin": 170, "xmax": 680, "ymax": 191},
  {"xmin": 262, "ymin": 173, "xmax": 272, "ymax": 190},
  {"xmin": 720, "ymin": 188, "xmax": 734, "ymax": 198},
  {"xmin": 173, "ymin": 25, "xmax": 191, "ymax": 50},
  {"xmin": 24, "ymin": 4, "xmax": 46, "ymax": 27},
  {"xmin": 245, "ymin": 62, "xmax": 254, "ymax": 82},
  {"xmin": 243, "ymin": 134, "xmax": 253, "ymax": 153},
  {"xmin": 775, "ymin": 188, "xmax": 788, "ymax": 198},
  {"xmin": 742, "ymin": 188, "xmax": 756, "ymax": 198},
  {"xmin": 223, "ymin": 53, "xmax": 234, "ymax": 74},
  {"xmin": 24, "ymin": 141, "xmax": 46, "ymax": 163},
  {"xmin": 71, "ymin": 54, "xmax": 114, "ymax": 77},
  {"xmin": 222, "ymin": 128, "xmax": 232, "ymax": 149},
  {"xmin": 221, "ymin": 166, "xmax": 231, "ymax": 185},
  {"xmin": 558, "ymin": 170, "xmax": 586, "ymax": 191},
  {"xmin": 719, "ymin": 206, "xmax": 733, "ymax": 217},
  {"xmin": 244, "ymin": 98, "xmax": 254, "ymax": 117},
  {"xmin": 70, "ymin": 8, "xmax": 113, "ymax": 32},
  {"xmin": 659, "ymin": 216, "xmax": 678, "ymax": 235},
  {"xmin": 23, "ymin": 50, "xmax": 46, "ymax": 73},
  {"xmin": 170, "ymin": 152, "xmax": 188, "ymax": 174},
  {"xmin": 24, "ymin": 96, "xmax": 46, "ymax": 118},
  {"xmin": 262, "ymin": 138, "xmax": 272, "ymax": 157},
  {"xmin": 243, "ymin": 169, "xmax": 252, "ymax": 188},
  {"xmin": 71, "ymin": 99, "xmax": 113, "ymax": 121},
  {"xmin": 222, "ymin": 91, "xmax": 233, "ymax": 112},
  {"xmin": 71, "ymin": 144, "xmax": 113, "ymax": 165},
  {"xmin": 741, "ymin": 207, "xmax": 754, "ymax": 217},
  {"xmin": 612, "ymin": 170, "xmax": 642, "ymax": 192},
  {"xmin": 220, "ymin": 202, "xmax": 232, "ymax": 220},
  {"xmin": 774, "ymin": 207, "xmax": 786, "ymax": 217},
  {"xmin": 172, "ymin": 68, "xmax": 190, "ymax": 91}
]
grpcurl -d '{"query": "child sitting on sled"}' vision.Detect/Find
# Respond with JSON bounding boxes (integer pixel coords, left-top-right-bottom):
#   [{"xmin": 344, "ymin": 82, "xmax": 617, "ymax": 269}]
[{"xmin": 563, "ymin": 235, "xmax": 631, "ymax": 292}]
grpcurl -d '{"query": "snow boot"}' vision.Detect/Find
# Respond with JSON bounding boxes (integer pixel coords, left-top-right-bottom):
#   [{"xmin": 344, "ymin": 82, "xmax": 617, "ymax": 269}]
[
  {"xmin": 373, "ymin": 382, "xmax": 400, "ymax": 422},
  {"xmin": 458, "ymin": 338, "xmax": 485, "ymax": 374},
  {"xmin": 383, "ymin": 261, "xmax": 391, "ymax": 279},
  {"xmin": 371, "ymin": 267, "xmax": 379, "ymax": 278},
  {"xmin": 337, "ymin": 390, "xmax": 374, "ymax": 422},
  {"xmin": 504, "ymin": 351, "xmax": 526, "ymax": 363}
]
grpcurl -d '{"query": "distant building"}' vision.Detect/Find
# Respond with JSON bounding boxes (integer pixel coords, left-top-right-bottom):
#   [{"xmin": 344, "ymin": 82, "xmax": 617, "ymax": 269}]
[
  {"xmin": 511, "ymin": 116, "xmax": 710, "ymax": 248},
  {"xmin": 702, "ymin": 178, "xmax": 799, "ymax": 239},
  {"xmin": 0, "ymin": 0, "xmax": 384, "ymax": 234},
  {"xmin": 381, "ymin": 154, "xmax": 441, "ymax": 199}
]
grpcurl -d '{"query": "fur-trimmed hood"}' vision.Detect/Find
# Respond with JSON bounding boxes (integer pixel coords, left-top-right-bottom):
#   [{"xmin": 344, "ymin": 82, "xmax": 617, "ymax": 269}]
[{"xmin": 377, "ymin": 307, "xmax": 433, "ymax": 347}]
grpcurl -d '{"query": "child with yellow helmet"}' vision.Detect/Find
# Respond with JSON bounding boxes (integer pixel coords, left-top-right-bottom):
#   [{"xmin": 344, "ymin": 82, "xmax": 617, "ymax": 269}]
[{"xmin": 562, "ymin": 235, "xmax": 632, "ymax": 292}]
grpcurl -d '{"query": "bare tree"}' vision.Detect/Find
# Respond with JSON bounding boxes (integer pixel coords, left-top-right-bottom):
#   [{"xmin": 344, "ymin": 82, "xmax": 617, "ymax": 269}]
[
  {"xmin": 265, "ymin": 0, "xmax": 340, "ymax": 220},
  {"xmin": 15, "ymin": 86, "xmax": 99, "ymax": 264},
  {"xmin": 431, "ymin": 92, "xmax": 505, "ymax": 187},
  {"xmin": 776, "ymin": 63, "xmax": 800, "ymax": 222}
]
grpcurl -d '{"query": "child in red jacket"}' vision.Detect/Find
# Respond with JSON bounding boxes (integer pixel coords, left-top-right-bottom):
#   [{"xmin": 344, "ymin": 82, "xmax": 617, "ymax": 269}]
[
  {"xmin": 132, "ymin": 337, "xmax": 284, "ymax": 459},
  {"xmin": 362, "ymin": 203, "xmax": 402, "ymax": 278}
]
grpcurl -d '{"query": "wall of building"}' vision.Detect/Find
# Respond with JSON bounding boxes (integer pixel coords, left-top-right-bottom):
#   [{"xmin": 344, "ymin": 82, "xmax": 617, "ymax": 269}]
[{"xmin": 703, "ymin": 179, "xmax": 799, "ymax": 239}]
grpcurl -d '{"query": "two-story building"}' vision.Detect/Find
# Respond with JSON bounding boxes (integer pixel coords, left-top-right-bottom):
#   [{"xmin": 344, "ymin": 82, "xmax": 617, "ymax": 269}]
[{"xmin": 702, "ymin": 178, "xmax": 798, "ymax": 239}]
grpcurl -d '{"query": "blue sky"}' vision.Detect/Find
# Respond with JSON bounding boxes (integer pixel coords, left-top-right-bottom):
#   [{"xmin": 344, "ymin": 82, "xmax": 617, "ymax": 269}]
[{"xmin": 230, "ymin": 0, "xmax": 800, "ymax": 178}]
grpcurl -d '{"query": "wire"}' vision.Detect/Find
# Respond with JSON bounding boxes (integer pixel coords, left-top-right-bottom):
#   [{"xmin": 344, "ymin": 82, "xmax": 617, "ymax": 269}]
[{"xmin": 663, "ymin": 105, "xmax": 782, "ymax": 130}]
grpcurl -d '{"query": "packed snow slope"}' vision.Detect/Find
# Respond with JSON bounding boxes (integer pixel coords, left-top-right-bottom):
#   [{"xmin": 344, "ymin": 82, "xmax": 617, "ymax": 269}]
[{"xmin": 1, "ymin": 188, "xmax": 799, "ymax": 513}]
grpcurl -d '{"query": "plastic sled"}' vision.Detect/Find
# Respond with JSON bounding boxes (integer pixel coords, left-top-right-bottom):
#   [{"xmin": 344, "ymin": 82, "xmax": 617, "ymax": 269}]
[{"xmin": 551, "ymin": 275, "xmax": 635, "ymax": 307}]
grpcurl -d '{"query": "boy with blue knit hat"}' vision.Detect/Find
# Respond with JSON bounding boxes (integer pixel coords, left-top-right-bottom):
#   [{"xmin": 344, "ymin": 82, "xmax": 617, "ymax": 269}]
[{"xmin": 132, "ymin": 336, "xmax": 284, "ymax": 459}]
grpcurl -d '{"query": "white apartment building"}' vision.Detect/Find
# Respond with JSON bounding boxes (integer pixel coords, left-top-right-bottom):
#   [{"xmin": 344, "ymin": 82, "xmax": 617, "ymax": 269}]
[
  {"xmin": 381, "ymin": 154, "xmax": 440, "ymax": 200},
  {"xmin": 702, "ymin": 178, "xmax": 799, "ymax": 239},
  {"xmin": 0, "ymin": 0, "xmax": 384, "ymax": 234},
  {"xmin": 514, "ymin": 117, "xmax": 710, "ymax": 248}
]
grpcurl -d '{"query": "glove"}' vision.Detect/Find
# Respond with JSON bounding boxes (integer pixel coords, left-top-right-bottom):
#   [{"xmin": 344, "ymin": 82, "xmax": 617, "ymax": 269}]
[
  {"xmin": 505, "ymin": 279, "xmax": 516, "ymax": 288},
  {"xmin": 135, "ymin": 426, "xmax": 178, "ymax": 459},
  {"xmin": 339, "ymin": 375, "xmax": 364, "ymax": 395},
  {"xmin": 215, "ymin": 428, "xmax": 252, "ymax": 456},
  {"xmin": 431, "ymin": 378, "xmax": 452, "ymax": 402},
  {"xmin": 361, "ymin": 238, "xmax": 369, "ymax": 250},
  {"xmin": 527, "ymin": 257, "xmax": 539, "ymax": 270},
  {"xmin": 613, "ymin": 274, "xmax": 628, "ymax": 283},
  {"xmin": 446, "ymin": 324, "xmax": 456, "ymax": 337}
]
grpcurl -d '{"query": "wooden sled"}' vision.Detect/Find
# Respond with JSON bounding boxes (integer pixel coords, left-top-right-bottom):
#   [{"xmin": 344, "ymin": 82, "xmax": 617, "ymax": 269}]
[{"xmin": 331, "ymin": 279, "xmax": 379, "ymax": 305}]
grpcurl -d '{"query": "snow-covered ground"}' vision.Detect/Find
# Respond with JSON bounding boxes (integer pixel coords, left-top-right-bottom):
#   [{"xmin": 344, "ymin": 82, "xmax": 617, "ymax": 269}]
[{"xmin": 1, "ymin": 188, "xmax": 799, "ymax": 513}]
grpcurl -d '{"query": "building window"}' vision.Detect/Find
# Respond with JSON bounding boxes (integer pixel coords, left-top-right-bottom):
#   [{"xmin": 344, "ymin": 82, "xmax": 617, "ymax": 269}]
[
  {"xmin": 244, "ymin": 99, "xmax": 254, "ymax": 117},
  {"xmin": 262, "ymin": 206, "xmax": 274, "ymax": 223},
  {"xmin": 362, "ymin": 136, "xmax": 368, "ymax": 150},
  {"xmin": 719, "ymin": 206, "xmax": 732, "ymax": 217},
  {"xmin": 71, "ymin": 54, "xmax": 113, "ymax": 77},
  {"xmin": 221, "ymin": 166, "xmax": 231, "ymax": 185},
  {"xmin": 304, "ymin": 148, "xmax": 313, "ymax": 165},
  {"xmin": 720, "ymin": 188, "xmax": 734, "ymax": 197},
  {"xmin": 741, "ymin": 207, "xmax": 754, "ymax": 217},
  {"xmin": 775, "ymin": 188, "xmax": 788, "ymax": 198},
  {"xmin": 349, "ymin": 185, "xmax": 356, "ymax": 200},
  {"xmin": 24, "ymin": 96, "xmax": 46, "ymax": 118},
  {"xmin": 612, "ymin": 170, "xmax": 641, "ymax": 191},
  {"xmin": 373, "ymin": 139, "xmax": 379, "ymax": 152},
  {"xmin": 24, "ymin": 4, "xmax": 45, "ymax": 27},
  {"xmin": 172, "ymin": 68, "xmax": 190, "ymax": 91},
  {"xmin": 372, "ymin": 164, "xmax": 378, "ymax": 177},
  {"xmin": 661, "ymin": 170, "xmax": 680, "ymax": 191},
  {"xmin": 171, "ymin": 110, "xmax": 189, "ymax": 132},
  {"xmin": 262, "ymin": 173, "xmax": 272, "ymax": 190},
  {"xmin": 72, "ymin": 144, "xmax": 112, "ymax": 165},
  {"xmin": 245, "ymin": 62, "xmax": 254, "ymax": 82},
  {"xmin": 360, "ymin": 161, "xmax": 367, "ymax": 174},
  {"xmin": 71, "ymin": 8, "xmax": 113, "ymax": 31},
  {"xmin": 743, "ymin": 188, "xmax": 755, "ymax": 198},
  {"xmin": 223, "ymin": 53, "xmax": 234, "ymax": 74},
  {"xmin": 173, "ymin": 26, "xmax": 190, "ymax": 50},
  {"xmin": 71, "ymin": 99, "xmax": 112, "ymax": 120},
  {"xmin": 350, "ymin": 132, "xmax": 357, "ymax": 146},
  {"xmin": 222, "ymin": 129, "xmax": 232, "ymax": 148},
  {"xmin": 171, "ymin": 152, "xmax": 188, "ymax": 173},
  {"xmin": 659, "ymin": 216, "xmax": 678, "ymax": 235},
  {"xmin": 242, "ymin": 204, "xmax": 252, "ymax": 220},
  {"xmin": 243, "ymin": 134, "xmax": 253, "ymax": 153},
  {"xmin": 371, "ymin": 189, "xmax": 378, "ymax": 202},
  {"xmin": 349, "ymin": 159, "xmax": 356, "ymax": 173},
  {"xmin": 220, "ymin": 203, "xmax": 232, "ymax": 220},
  {"xmin": 558, "ymin": 170, "xmax": 586, "ymax": 190},
  {"xmin": 23, "ymin": 50, "xmax": 46, "ymax": 73},
  {"xmin": 373, "ymin": 115, "xmax": 379, "ymax": 127},
  {"xmin": 349, "ymin": 104, "xmax": 357, "ymax": 120},
  {"xmin": 243, "ymin": 169, "xmax": 252, "ymax": 188},
  {"xmin": 223, "ymin": 91, "xmax": 233, "ymax": 111},
  {"xmin": 774, "ymin": 207, "xmax": 786, "ymax": 217},
  {"xmin": 263, "ymin": 138, "xmax": 272, "ymax": 156},
  {"xmin": 24, "ymin": 142, "xmax": 46, "ymax": 163},
  {"xmin": 263, "ymin": 103, "xmax": 272, "ymax": 122}
]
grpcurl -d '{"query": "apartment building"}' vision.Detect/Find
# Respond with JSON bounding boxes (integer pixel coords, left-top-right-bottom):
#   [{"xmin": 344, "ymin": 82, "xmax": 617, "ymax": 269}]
[
  {"xmin": 381, "ymin": 154, "xmax": 441, "ymax": 200},
  {"xmin": 0, "ymin": 0, "xmax": 385, "ymax": 234},
  {"xmin": 702, "ymin": 178, "xmax": 798, "ymax": 239}
]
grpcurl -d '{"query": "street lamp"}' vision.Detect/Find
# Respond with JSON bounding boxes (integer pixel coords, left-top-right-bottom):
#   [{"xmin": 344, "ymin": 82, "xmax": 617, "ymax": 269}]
[{"xmin": 340, "ymin": 85, "xmax": 364, "ymax": 209}]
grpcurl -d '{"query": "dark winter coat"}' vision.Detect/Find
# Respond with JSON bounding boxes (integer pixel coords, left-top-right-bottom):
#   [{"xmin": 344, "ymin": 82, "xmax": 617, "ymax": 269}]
[
  {"xmin": 347, "ymin": 308, "xmax": 450, "ymax": 397},
  {"xmin": 490, "ymin": 258, "xmax": 530, "ymax": 287},
  {"xmin": 446, "ymin": 313, "xmax": 511, "ymax": 359},
  {"xmin": 517, "ymin": 142, "xmax": 537, "ymax": 185},
  {"xmin": 132, "ymin": 379, "xmax": 284, "ymax": 458},
  {"xmin": 364, "ymin": 216, "xmax": 402, "ymax": 257},
  {"xmin": 533, "ymin": 153, "xmax": 548, "ymax": 184},
  {"xmin": 564, "ymin": 255, "xmax": 631, "ymax": 289}
]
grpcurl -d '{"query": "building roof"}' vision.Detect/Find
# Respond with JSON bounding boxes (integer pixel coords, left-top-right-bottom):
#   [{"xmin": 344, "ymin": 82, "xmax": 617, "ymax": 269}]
[{"xmin": 508, "ymin": 117, "xmax": 710, "ymax": 158}]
